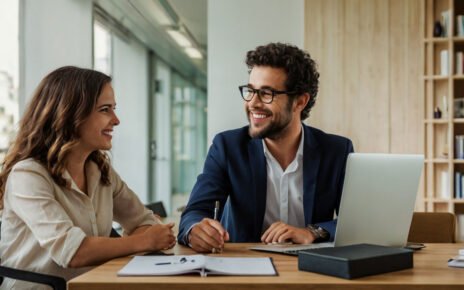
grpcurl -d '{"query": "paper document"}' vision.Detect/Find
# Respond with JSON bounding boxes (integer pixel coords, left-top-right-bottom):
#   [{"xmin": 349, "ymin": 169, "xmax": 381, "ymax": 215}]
[{"xmin": 118, "ymin": 255, "xmax": 277, "ymax": 277}]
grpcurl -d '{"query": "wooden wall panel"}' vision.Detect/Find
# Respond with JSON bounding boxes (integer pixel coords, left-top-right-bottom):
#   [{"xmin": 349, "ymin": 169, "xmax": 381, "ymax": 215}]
[{"xmin": 305, "ymin": 0, "xmax": 423, "ymax": 154}]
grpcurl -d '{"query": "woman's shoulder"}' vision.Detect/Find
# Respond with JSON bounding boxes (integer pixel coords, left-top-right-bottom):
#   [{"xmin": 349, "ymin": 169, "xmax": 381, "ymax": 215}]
[
  {"xmin": 6, "ymin": 158, "xmax": 55, "ymax": 191},
  {"xmin": 11, "ymin": 158, "xmax": 49, "ymax": 176}
]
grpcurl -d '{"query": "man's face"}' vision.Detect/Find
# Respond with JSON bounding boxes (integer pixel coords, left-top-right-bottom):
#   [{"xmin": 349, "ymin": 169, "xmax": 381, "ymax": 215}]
[{"xmin": 245, "ymin": 66, "xmax": 295, "ymax": 139}]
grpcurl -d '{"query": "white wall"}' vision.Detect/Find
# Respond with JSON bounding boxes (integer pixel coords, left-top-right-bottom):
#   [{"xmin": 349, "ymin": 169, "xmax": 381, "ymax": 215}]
[
  {"xmin": 153, "ymin": 60, "xmax": 172, "ymax": 212},
  {"xmin": 111, "ymin": 37, "xmax": 149, "ymax": 203},
  {"xmin": 207, "ymin": 0, "xmax": 304, "ymax": 142},
  {"xmin": 20, "ymin": 0, "xmax": 93, "ymax": 110}
]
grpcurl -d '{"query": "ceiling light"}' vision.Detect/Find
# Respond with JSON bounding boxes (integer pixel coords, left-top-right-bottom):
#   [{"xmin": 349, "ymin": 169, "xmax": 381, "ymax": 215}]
[
  {"xmin": 167, "ymin": 29, "xmax": 192, "ymax": 47},
  {"xmin": 185, "ymin": 47, "xmax": 203, "ymax": 59},
  {"xmin": 129, "ymin": 0, "xmax": 174, "ymax": 26}
]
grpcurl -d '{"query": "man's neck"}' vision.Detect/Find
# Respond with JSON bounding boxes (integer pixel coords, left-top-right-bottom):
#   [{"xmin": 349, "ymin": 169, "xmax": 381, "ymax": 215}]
[{"xmin": 264, "ymin": 123, "xmax": 302, "ymax": 171}]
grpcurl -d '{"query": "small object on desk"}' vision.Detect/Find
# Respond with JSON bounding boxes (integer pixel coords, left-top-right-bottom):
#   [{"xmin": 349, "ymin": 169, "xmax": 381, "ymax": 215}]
[
  {"xmin": 434, "ymin": 106, "xmax": 442, "ymax": 119},
  {"xmin": 405, "ymin": 243, "xmax": 426, "ymax": 251},
  {"xmin": 448, "ymin": 248, "xmax": 464, "ymax": 268},
  {"xmin": 298, "ymin": 243, "xmax": 413, "ymax": 279},
  {"xmin": 118, "ymin": 255, "xmax": 277, "ymax": 277}
]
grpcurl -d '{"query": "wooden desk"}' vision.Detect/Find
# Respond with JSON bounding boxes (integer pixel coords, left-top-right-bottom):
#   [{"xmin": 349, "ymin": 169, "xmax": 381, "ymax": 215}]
[{"xmin": 68, "ymin": 243, "xmax": 464, "ymax": 290}]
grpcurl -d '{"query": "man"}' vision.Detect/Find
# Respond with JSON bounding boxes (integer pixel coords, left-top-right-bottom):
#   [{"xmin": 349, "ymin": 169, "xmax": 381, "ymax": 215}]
[{"xmin": 178, "ymin": 43, "xmax": 353, "ymax": 253}]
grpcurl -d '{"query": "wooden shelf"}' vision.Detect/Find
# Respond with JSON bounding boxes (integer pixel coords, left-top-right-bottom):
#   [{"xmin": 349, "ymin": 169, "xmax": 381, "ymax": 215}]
[
  {"xmin": 425, "ymin": 159, "xmax": 450, "ymax": 163},
  {"xmin": 423, "ymin": 75, "xmax": 464, "ymax": 80},
  {"xmin": 424, "ymin": 119, "xmax": 449, "ymax": 123},
  {"xmin": 423, "ymin": 0, "xmax": 464, "ymax": 220},
  {"xmin": 423, "ymin": 75, "xmax": 449, "ymax": 80},
  {"xmin": 424, "ymin": 37, "xmax": 451, "ymax": 43},
  {"xmin": 424, "ymin": 198, "xmax": 451, "ymax": 202}
]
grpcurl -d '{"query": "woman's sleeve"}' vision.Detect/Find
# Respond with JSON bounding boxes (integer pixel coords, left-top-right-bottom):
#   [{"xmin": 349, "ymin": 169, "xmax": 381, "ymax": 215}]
[
  {"xmin": 5, "ymin": 167, "xmax": 87, "ymax": 268},
  {"xmin": 111, "ymin": 168, "xmax": 157, "ymax": 235}
]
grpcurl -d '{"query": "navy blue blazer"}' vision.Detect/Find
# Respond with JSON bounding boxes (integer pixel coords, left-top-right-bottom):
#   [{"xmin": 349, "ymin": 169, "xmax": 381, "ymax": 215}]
[{"xmin": 178, "ymin": 124, "xmax": 354, "ymax": 244}]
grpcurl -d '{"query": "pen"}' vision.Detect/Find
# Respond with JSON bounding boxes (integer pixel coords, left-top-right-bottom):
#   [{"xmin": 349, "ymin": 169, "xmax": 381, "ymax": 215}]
[
  {"xmin": 155, "ymin": 257, "xmax": 188, "ymax": 265},
  {"xmin": 212, "ymin": 200, "xmax": 220, "ymax": 254},
  {"xmin": 213, "ymin": 200, "xmax": 220, "ymax": 221}
]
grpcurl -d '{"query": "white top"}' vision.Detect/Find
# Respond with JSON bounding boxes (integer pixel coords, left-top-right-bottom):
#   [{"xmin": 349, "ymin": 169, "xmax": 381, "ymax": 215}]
[
  {"xmin": 261, "ymin": 129, "xmax": 305, "ymax": 233},
  {"xmin": 0, "ymin": 158, "xmax": 157, "ymax": 290}
]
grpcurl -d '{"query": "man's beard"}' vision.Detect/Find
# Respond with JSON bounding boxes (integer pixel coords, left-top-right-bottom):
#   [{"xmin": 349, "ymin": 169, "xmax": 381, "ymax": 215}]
[{"xmin": 247, "ymin": 100, "xmax": 293, "ymax": 139}]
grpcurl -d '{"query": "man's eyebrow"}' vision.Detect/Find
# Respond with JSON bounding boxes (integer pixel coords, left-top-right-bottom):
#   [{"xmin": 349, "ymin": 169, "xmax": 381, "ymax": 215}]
[
  {"xmin": 251, "ymin": 85, "xmax": 278, "ymax": 91},
  {"xmin": 259, "ymin": 85, "xmax": 276, "ymax": 90},
  {"xmin": 247, "ymin": 84, "xmax": 276, "ymax": 90}
]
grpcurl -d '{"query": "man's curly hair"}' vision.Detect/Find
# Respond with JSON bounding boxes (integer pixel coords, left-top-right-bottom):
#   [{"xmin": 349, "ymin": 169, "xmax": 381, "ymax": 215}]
[{"xmin": 245, "ymin": 42, "xmax": 319, "ymax": 120}]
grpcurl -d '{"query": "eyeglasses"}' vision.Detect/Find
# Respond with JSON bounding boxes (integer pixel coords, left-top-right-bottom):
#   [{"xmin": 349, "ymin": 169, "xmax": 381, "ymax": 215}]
[{"xmin": 238, "ymin": 85, "xmax": 295, "ymax": 104}]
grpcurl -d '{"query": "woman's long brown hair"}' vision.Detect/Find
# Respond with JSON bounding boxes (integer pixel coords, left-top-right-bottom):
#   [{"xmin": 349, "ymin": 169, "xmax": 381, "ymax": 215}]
[{"xmin": 0, "ymin": 66, "xmax": 113, "ymax": 208}]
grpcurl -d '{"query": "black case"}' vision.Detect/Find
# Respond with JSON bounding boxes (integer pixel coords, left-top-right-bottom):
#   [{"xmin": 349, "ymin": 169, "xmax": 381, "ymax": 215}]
[{"xmin": 298, "ymin": 243, "xmax": 413, "ymax": 279}]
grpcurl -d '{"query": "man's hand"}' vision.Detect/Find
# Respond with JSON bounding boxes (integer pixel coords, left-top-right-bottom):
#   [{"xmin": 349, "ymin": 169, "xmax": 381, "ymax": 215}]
[
  {"xmin": 188, "ymin": 218, "xmax": 230, "ymax": 253},
  {"xmin": 261, "ymin": 221, "xmax": 316, "ymax": 244}
]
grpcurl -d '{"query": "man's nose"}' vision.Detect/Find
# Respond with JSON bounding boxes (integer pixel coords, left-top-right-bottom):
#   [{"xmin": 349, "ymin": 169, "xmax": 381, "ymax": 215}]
[{"xmin": 248, "ymin": 92, "xmax": 263, "ymax": 107}]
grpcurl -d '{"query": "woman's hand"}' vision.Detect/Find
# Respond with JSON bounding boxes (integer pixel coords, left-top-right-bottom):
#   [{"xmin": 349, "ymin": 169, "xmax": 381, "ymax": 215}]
[{"xmin": 141, "ymin": 223, "xmax": 176, "ymax": 251}]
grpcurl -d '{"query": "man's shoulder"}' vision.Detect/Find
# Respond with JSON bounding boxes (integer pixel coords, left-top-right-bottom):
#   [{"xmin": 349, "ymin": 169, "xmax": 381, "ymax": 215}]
[
  {"xmin": 304, "ymin": 125, "xmax": 353, "ymax": 152},
  {"xmin": 213, "ymin": 126, "xmax": 251, "ymax": 143},
  {"xmin": 303, "ymin": 125, "xmax": 351, "ymax": 143}
]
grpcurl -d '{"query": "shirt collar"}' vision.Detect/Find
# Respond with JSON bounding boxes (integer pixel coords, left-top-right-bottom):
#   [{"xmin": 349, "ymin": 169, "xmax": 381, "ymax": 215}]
[
  {"xmin": 63, "ymin": 160, "xmax": 101, "ymax": 197},
  {"xmin": 263, "ymin": 125, "xmax": 305, "ymax": 160}
]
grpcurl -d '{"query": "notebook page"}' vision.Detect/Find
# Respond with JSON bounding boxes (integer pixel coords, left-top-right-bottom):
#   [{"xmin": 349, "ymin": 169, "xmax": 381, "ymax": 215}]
[
  {"xmin": 204, "ymin": 256, "xmax": 276, "ymax": 276},
  {"xmin": 118, "ymin": 255, "xmax": 205, "ymax": 276}
]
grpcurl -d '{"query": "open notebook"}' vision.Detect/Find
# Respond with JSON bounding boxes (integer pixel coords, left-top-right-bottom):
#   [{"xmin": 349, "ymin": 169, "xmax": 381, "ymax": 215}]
[{"xmin": 118, "ymin": 255, "xmax": 277, "ymax": 277}]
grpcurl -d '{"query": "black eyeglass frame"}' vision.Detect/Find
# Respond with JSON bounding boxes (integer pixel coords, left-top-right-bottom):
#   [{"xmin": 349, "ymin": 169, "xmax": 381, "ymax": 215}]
[{"xmin": 238, "ymin": 85, "xmax": 296, "ymax": 104}]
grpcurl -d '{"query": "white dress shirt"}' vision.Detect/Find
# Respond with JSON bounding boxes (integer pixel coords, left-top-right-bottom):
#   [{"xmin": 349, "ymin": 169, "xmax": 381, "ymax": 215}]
[
  {"xmin": 0, "ymin": 158, "xmax": 157, "ymax": 290},
  {"xmin": 262, "ymin": 129, "xmax": 305, "ymax": 233}
]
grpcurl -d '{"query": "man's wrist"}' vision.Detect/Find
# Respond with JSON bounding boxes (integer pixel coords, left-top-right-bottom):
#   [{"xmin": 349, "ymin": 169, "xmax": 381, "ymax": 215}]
[
  {"xmin": 306, "ymin": 224, "xmax": 330, "ymax": 242},
  {"xmin": 187, "ymin": 232, "xmax": 193, "ymax": 248},
  {"xmin": 184, "ymin": 222, "xmax": 199, "ymax": 248}
]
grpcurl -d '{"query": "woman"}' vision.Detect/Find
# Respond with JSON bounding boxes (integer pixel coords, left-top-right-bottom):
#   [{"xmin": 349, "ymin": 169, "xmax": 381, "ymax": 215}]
[{"xmin": 0, "ymin": 66, "xmax": 176, "ymax": 289}]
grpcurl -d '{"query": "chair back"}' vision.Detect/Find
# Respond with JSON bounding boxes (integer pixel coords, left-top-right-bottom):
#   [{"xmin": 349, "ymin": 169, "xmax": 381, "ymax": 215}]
[
  {"xmin": 146, "ymin": 201, "xmax": 167, "ymax": 217},
  {"xmin": 407, "ymin": 212, "xmax": 456, "ymax": 243}
]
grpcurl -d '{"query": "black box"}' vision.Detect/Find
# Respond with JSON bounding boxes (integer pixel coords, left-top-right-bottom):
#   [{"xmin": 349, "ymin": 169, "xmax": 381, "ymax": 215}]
[{"xmin": 298, "ymin": 243, "xmax": 413, "ymax": 279}]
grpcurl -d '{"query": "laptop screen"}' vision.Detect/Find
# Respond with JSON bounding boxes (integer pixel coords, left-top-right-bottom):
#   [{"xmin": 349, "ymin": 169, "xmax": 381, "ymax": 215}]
[{"xmin": 334, "ymin": 153, "xmax": 424, "ymax": 247}]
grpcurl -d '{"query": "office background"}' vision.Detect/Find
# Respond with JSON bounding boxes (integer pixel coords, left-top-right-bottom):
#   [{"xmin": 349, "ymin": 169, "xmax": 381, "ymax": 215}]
[{"xmin": 0, "ymin": 0, "xmax": 461, "ymax": 240}]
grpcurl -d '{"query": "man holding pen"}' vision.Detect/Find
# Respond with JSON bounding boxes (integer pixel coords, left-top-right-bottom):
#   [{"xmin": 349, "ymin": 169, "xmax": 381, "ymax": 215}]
[{"xmin": 178, "ymin": 43, "xmax": 353, "ymax": 253}]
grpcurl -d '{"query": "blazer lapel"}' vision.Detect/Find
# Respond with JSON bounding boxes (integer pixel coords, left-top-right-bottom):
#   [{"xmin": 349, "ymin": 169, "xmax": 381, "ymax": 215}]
[
  {"xmin": 302, "ymin": 125, "xmax": 320, "ymax": 225},
  {"xmin": 248, "ymin": 137, "xmax": 267, "ymax": 240}
]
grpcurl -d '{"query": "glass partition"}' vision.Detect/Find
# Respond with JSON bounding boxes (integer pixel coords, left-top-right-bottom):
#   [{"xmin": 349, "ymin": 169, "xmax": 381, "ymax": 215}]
[{"xmin": 171, "ymin": 72, "xmax": 207, "ymax": 215}]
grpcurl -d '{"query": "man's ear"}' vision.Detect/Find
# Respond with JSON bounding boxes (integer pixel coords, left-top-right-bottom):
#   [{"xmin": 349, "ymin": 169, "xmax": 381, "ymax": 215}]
[{"xmin": 294, "ymin": 93, "xmax": 310, "ymax": 112}]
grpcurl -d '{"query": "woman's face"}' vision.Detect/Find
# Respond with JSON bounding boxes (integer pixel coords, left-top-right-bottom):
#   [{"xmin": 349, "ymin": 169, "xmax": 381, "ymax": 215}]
[{"xmin": 78, "ymin": 83, "xmax": 120, "ymax": 152}]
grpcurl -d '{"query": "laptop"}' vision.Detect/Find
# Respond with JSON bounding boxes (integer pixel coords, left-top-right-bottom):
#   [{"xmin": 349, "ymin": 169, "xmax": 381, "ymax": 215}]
[{"xmin": 250, "ymin": 153, "xmax": 424, "ymax": 256}]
